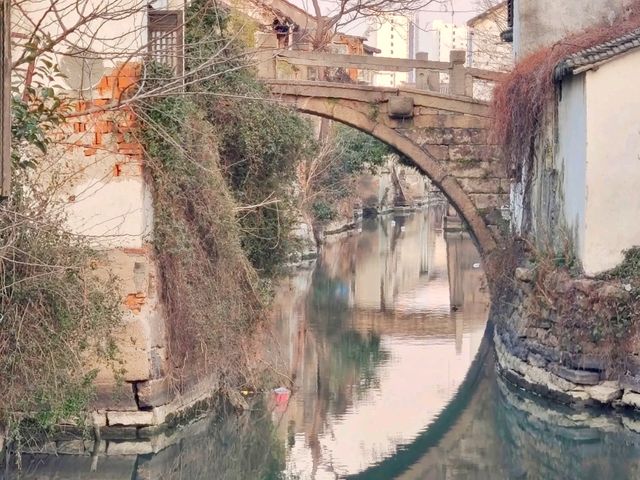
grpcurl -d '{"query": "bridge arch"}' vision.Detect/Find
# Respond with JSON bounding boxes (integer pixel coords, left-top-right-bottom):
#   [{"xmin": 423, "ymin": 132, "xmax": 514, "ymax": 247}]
[{"xmin": 270, "ymin": 82, "xmax": 505, "ymax": 255}]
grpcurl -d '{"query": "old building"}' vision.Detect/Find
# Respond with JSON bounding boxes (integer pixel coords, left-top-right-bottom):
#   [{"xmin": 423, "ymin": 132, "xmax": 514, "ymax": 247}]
[
  {"xmin": 467, "ymin": 2, "xmax": 512, "ymax": 100},
  {"xmin": 508, "ymin": 0, "xmax": 640, "ymax": 275},
  {"xmin": 467, "ymin": 2, "xmax": 512, "ymax": 72}
]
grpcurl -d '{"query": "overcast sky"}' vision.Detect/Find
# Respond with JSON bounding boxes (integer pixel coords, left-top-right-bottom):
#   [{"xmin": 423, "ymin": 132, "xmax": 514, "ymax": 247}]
[{"xmin": 293, "ymin": 0, "xmax": 482, "ymax": 36}]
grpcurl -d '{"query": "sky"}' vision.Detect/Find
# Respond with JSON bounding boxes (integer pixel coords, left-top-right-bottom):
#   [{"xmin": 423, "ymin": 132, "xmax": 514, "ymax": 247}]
[
  {"xmin": 292, "ymin": 0, "xmax": 481, "ymax": 36},
  {"xmin": 291, "ymin": 0, "xmax": 484, "ymax": 58}
]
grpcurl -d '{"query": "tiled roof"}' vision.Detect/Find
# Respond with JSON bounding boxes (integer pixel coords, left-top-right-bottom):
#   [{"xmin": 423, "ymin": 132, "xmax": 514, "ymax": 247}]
[{"xmin": 554, "ymin": 27, "xmax": 640, "ymax": 81}]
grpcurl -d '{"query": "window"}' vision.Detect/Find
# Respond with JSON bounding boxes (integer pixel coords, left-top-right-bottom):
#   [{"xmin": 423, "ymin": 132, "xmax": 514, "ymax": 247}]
[
  {"xmin": 148, "ymin": 9, "xmax": 184, "ymax": 75},
  {"xmin": 1, "ymin": 0, "xmax": 10, "ymax": 197},
  {"xmin": 501, "ymin": 0, "xmax": 514, "ymax": 42}
]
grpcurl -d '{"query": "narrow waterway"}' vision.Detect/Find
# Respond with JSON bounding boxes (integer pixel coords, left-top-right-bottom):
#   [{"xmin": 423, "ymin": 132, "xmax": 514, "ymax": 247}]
[
  {"xmin": 6, "ymin": 206, "xmax": 640, "ymax": 480},
  {"xmin": 268, "ymin": 204, "xmax": 489, "ymax": 478}
]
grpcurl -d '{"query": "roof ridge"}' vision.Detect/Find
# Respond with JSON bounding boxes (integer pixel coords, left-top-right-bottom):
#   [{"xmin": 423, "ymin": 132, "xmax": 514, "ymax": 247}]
[{"xmin": 554, "ymin": 27, "xmax": 640, "ymax": 82}]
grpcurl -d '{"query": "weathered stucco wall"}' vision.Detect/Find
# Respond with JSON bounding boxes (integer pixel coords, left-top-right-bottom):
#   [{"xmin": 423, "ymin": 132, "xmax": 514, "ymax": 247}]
[
  {"xmin": 514, "ymin": 0, "xmax": 631, "ymax": 57},
  {"xmin": 582, "ymin": 49, "xmax": 640, "ymax": 274},
  {"xmin": 557, "ymin": 74, "xmax": 587, "ymax": 262},
  {"xmin": 520, "ymin": 49, "xmax": 640, "ymax": 276},
  {"xmin": 59, "ymin": 65, "xmax": 170, "ymax": 418}
]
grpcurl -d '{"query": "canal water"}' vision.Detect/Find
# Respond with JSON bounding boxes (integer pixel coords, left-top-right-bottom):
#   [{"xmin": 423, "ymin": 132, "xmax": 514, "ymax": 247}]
[{"xmin": 6, "ymin": 205, "xmax": 640, "ymax": 479}]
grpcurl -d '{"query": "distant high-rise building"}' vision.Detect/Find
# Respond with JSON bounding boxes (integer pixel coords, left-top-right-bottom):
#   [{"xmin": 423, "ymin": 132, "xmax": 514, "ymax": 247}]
[
  {"xmin": 368, "ymin": 14, "xmax": 414, "ymax": 87},
  {"xmin": 431, "ymin": 20, "xmax": 468, "ymax": 62}
]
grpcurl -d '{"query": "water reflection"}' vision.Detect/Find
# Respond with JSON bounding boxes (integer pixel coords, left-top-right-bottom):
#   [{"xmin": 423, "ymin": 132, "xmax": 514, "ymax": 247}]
[
  {"xmin": 270, "ymin": 205, "xmax": 489, "ymax": 478},
  {"xmin": 6, "ymin": 206, "xmax": 640, "ymax": 480},
  {"xmin": 4, "ymin": 399, "xmax": 286, "ymax": 480}
]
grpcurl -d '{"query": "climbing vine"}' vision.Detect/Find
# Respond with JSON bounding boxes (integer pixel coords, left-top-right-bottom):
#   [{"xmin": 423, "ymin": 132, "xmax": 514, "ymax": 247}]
[{"xmin": 184, "ymin": 0, "xmax": 316, "ymax": 276}]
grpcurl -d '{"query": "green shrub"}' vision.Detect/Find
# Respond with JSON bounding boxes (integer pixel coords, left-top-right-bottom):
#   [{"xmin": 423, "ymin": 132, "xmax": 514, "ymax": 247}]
[{"xmin": 183, "ymin": 0, "xmax": 316, "ymax": 277}]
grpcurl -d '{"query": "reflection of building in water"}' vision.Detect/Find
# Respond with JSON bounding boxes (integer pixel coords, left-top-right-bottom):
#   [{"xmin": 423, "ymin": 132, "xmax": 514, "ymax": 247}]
[
  {"xmin": 446, "ymin": 229, "xmax": 489, "ymax": 354},
  {"xmin": 269, "ymin": 206, "xmax": 490, "ymax": 478},
  {"xmin": 352, "ymin": 206, "xmax": 450, "ymax": 313}
]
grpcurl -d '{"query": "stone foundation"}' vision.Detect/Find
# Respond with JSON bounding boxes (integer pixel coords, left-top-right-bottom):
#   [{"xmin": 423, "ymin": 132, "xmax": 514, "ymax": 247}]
[{"xmin": 494, "ymin": 265, "xmax": 640, "ymax": 412}]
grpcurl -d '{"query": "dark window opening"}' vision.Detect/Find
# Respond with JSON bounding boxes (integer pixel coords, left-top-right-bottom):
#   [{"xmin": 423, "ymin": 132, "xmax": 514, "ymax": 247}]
[
  {"xmin": 148, "ymin": 9, "xmax": 184, "ymax": 75},
  {"xmin": 501, "ymin": 0, "xmax": 514, "ymax": 42}
]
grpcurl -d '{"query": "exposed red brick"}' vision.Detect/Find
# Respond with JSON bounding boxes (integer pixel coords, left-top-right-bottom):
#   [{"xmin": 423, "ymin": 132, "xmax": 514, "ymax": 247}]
[
  {"xmin": 114, "ymin": 163, "xmax": 122, "ymax": 177},
  {"xmin": 124, "ymin": 293, "xmax": 146, "ymax": 314},
  {"xmin": 95, "ymin": 120, "xmax": 113, "ymax": 134},
  {"xmin": 84, "ymin": 147, "xmax": 97, "ymax": 156},
  {"xmin": 118, "ymin": 143, "xmax": 143, "ymax": 155}
]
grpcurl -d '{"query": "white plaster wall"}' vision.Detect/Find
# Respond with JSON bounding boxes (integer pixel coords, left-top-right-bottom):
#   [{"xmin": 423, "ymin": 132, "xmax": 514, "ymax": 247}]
[
  {"xmin": 66, "ymin": 175, "xmax": 153, "ymax": 249},
  {"xmin": 514, "ymin": 0, "xmax": 630, "ymax": 57},
  {"xmin": 557, "ymin": 74, "xmax": 587, "ymax": 262},
  {"xmin": 583, "ymin": 49, "xmax": 640, "ymax": 274}
]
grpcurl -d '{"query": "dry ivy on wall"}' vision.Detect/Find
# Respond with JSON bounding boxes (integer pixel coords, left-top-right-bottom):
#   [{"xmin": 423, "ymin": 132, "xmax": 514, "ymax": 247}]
[{"xmin": 491, "ymin": 2, "xmax": 640, "ymax": 181}]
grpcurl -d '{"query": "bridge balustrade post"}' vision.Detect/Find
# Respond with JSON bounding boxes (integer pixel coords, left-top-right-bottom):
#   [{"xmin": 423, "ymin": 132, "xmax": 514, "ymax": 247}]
[
  {"xmin": 415, "ymin": 52, "xmax": 439, "ymax": 92},
  {"xmin": 449, "ymin": 50, "xmax": 467, "ymax": 96},
  {"xmin": 254, "ymin": 32, "xmax": 279, "ymax": 79}
]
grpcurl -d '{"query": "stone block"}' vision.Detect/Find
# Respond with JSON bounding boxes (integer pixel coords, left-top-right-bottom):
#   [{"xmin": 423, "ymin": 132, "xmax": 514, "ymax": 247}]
[
  {"xmin": 448, "ymin": 145, "xmax": 497, "ymax": 162},
  {"xmin": 446, "ymin": 161, "xmax": 490, "ymax": 178},
  {"xmin": 388, "ymin": 96, "xmax": 414, "ymax": 119},
  {"xmin": 21, "ymin": 441, "xmax": 57, "ymax": 455},
  {"xmin": 467, "ymin": 193, "xmax": 510, "ymax": 210},
  {"xmin": 416, "ymin": 128, "xmax": 454, "ymax": 145},
  {"xmin": 412, "ymin": 113, "xmax": 489, "ymax": 129},
  {"xmin": 117, "ymin": 319, "xmax": 152, "ymax": 382},
  {"xmin": 423, "ymin": 144, "xmax": 449, "ymax": 161},
  {"xmin": 451, "ymin": 128, "xmax": 487, "ymax": 145},
  {"xmin": 621, "ymin": 390, "xmax": 640, "ymax": 409},
  {"xmin": 107, "ymin": 410, "xmax": 154, "ymax": 427},
  {"xmin": 563, "ymin": 353, "xmax": 606, "ymax": 373},
  {"xmin": 100, "ymin": 426, "xmax": 138, "ymax": 440},
  {"xmin": 92, "ymin": 382, "xmax": 139, "ymax": 411},
  {"xmin": 449, "ymin": 50, "xmax": 466, "ymax": 64},
  {"xmin": 91, "ymin": 410, "xmax": 108, "ymax": 427},
  {"xmin": 551, "ymin": 365, "xmax": 601, "ymax": 385},
  {"xmin": 525, "ymin": 341, "xmax": 560, "ymax": 362},
  {"xmin": 457, "ymin": 177, "xmax": 502, "ymax": 194},
  {"xmin": 107, "ymin": 440, "xmax": 154, "ymax": 456},
  {"xmin": 584, "ymin": 382, "xmax": 622, "ymax": 404},
  {"xmin": 136, "ymin": 377, "xmax": 175, "ymax": 408}
]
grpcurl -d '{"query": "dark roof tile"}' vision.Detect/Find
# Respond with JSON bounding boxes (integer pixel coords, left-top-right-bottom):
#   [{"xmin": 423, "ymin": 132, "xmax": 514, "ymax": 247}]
[{"xmin": 554, "ymin": 27, "xmax": 640, "ymax": 81}]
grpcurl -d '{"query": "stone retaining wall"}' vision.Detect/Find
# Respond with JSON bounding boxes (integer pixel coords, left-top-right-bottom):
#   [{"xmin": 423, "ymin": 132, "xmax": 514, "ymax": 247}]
[{"xmin": 494, "ymin": 266, "xmax": 640, "ymax": 412}]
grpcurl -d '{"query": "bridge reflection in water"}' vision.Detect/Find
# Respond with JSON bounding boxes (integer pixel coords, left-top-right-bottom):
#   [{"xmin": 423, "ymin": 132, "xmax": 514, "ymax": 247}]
[
  {"xmin": 7, "ymin": 206, "xmax": 640, "ymax": 480},
  {"xmin": 270, "ymin": 204, "xmax": 488, "ymax": 478}
]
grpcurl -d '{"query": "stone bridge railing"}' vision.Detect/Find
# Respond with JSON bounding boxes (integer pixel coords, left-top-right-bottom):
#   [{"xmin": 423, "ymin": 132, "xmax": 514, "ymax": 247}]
[
  {"xmin": 253, "ymin": 40, "xmax": 505, "ymax": 98},
  {"xmin": 252, "ymin": 39, "xmax": 510, "ymax": 255}
]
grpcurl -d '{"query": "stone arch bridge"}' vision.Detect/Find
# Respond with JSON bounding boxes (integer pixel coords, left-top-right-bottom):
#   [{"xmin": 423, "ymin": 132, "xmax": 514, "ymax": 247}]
[{"xmin": 258, "ymin": 48, "xmax": 509, "ymax": 254}]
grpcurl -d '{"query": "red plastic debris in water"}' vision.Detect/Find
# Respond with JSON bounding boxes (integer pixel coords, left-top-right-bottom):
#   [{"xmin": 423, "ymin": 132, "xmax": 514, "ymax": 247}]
[{"xmin": 273, "ymin": 387, "xmax": 291, "ymax": 409}]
